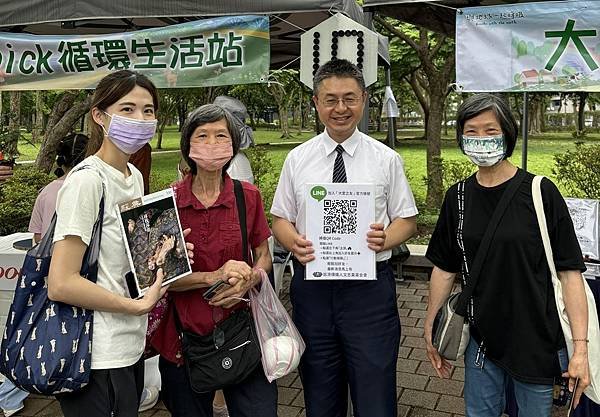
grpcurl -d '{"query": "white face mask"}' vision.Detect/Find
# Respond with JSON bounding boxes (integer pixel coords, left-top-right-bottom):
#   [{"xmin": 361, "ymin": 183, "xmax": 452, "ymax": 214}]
[{"xmin": 462, "ymin": 134, "xmax": 506, "ymax": 167}]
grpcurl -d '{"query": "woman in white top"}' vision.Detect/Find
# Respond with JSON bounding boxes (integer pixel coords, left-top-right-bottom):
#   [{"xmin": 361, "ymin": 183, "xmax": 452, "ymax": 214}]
[{"xmin": 48, "ymin": 70, "xmax": 191, "ymax": 417}]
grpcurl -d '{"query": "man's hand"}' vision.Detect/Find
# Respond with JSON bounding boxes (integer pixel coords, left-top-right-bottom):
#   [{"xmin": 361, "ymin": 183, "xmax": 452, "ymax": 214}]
[
  {"xmin": 424, "ymin": 316, "xmax": 453, "ymax": 379},
  {"xmin": 0, "ymin": 165, "xmax": 14, "ymax": 182},
  {"xmin": 367, "ymin": 223, "xmax": 386, "ymax": 253},
  {"xmin": 291, "ymin": 234, "xmax": 315, "ymax": 265}
]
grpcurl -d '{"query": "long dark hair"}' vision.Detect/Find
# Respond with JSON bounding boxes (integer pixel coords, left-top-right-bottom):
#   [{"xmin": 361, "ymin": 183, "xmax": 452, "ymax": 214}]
[
  {"xmin": 55, "ymin": 133, "xmax": 89, "ymax": 177},
  {"xmin": 87, "ymin": 70, "xmax": 159, "ymax": 156}
]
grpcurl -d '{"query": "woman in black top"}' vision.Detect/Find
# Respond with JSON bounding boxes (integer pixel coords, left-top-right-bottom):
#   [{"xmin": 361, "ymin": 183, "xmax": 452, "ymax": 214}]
[{"xmin": 424, "ymin": 93, "xmax": 590, "ymax": 417}]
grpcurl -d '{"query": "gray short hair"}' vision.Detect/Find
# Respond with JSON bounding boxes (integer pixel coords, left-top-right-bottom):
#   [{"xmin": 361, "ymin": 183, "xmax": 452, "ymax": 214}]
[
  {"xmin": 180, "ymin": 104, "xmax": 241, "ymax": 176},
  {"xmin": 313, "ymin": 59, "xmax": 366, "ymax": 97},
  {"xmin": 456, "ymin": 93, "xmax": 518, "ymax": 158}
]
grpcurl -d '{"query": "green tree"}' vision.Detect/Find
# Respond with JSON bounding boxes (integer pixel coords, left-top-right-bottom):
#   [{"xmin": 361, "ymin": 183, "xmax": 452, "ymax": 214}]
[{"xmin": 376, "ymin": 18, "xmax": 455, "ymax": 209}]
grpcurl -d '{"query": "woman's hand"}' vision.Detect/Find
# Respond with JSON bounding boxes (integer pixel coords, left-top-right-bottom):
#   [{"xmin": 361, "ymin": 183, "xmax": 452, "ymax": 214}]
[
  {"xmin": 564, "ymin": 348, "xmax": 590, "ymax": 409},
  {"xmin": 424, "ymin": 316, "xmax": 453, "ymax": 379},
  {"xmin": 209, "ymin": 269, "xmax": 260, "ymax": 309},
  {"xmin": 132, "ymin": 268, "xmax": 169, "ymax": 315},
  {"xmin": 219, "ymin": 259, "xmax": 253, "ymax": 282}
]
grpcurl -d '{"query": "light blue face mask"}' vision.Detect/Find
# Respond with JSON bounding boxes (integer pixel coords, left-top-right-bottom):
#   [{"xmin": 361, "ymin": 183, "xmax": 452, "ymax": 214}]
[{"xmin": 461, "ymin": 134, "xmax": 506, "ymax": 167}]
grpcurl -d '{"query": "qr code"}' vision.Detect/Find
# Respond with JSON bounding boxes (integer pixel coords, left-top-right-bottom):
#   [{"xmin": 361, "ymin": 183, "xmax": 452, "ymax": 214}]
[{"xmin": 323, "ymin": 199, "xmax": 357, "ymax": 234}]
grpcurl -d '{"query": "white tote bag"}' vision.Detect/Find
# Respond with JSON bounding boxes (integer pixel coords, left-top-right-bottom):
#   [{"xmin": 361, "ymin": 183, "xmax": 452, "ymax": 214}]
[{"xmin": 532, "ymin": 175, "xmax": 600, "ymax": 404}]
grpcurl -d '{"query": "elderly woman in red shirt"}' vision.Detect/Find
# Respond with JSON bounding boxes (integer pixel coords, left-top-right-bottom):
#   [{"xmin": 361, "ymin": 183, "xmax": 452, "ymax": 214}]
[{"xmin": 152, "ymin": 104, "xmax": 276, "ymax": 417}]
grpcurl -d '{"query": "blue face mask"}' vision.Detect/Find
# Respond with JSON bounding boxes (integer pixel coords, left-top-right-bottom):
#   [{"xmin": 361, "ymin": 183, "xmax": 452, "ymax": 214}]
[{"xmin": 461, "ymin": 134, "xmax": 506, "ymax": 167}]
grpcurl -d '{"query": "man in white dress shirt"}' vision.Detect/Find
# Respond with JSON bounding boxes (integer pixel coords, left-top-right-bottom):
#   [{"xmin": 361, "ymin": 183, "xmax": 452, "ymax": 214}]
[{"xmin": 271, "ymin": 59, "xmax": 418, "ymax": 417}]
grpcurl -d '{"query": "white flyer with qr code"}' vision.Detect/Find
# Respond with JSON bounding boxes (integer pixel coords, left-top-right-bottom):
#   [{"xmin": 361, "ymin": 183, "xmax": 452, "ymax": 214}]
[{"xmin": 305, "ymin": 183, "xmax": 376, "ymax": 280}]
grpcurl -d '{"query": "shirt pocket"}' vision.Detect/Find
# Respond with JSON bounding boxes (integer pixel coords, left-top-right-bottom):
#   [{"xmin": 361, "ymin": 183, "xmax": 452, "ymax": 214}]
[{"xmin": 219, "ymin": 222, "xmax": 241, "ymax": 246}]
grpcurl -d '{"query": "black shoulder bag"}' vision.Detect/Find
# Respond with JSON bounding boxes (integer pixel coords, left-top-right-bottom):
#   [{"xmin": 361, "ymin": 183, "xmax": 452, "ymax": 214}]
[
  {"xmin": 173, "ymin": 179, "xmax": 262, "ymax": 393},
  {"xmin": 432, "ymin": 169, "xmax": 525, "ymax": 360}
]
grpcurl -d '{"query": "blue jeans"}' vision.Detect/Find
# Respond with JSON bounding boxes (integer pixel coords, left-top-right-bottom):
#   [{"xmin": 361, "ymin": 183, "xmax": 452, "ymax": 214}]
[
  {"xmin": 463, "ymin": 337, "xmax": 553, "ymax": 417},
  {"xmin": 0, "ymin": 380, "xmax": 28, "ymax": 412}
]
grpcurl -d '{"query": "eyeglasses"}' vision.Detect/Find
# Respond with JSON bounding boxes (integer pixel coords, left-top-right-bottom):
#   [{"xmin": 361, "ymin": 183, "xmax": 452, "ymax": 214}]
[{"xmin": 320, "ymin": 97, "xmax": 362, "ymax": 108}]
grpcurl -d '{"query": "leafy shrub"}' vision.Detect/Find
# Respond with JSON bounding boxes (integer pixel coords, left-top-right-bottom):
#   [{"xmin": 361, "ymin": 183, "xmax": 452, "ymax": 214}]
[
  {"xmin": 553, "ymin": 143, "xmax": 600, "ymax": 199},
  {"xmin": 442, "ymin": 159, "xmax": 476, "ymax": 192},
  {"xmin": 245, "ymin": 145, "xmax": 279, "ymax": 225},
  {"xmin": 0, "ymin": 165, "xmax": 53, "ymax": 235}
]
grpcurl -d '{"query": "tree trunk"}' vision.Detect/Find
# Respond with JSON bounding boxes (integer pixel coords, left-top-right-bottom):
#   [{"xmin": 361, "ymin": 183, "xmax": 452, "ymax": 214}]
[
  {"xmin": 157, "ymin": 119, "xmax": 168, "ymax": 149},
  {"xmin": 425, "ymin": 93, "xmax": 444, "ymax": 209},
  {"xmin": 6, "ymin": 92, "xmax": 21, "ymax": 160},
  {"xmin": 443, "ymin": 107, "xmax": 448, "ymax": 136},
  {"xmin": 376, "ymin": 100, "xmax": 383, "ymax": 132},
  {"xmin": 577, "ymin": 92, "xmax": 588, "ymax": 132},
  {"xmin": 32, "ymin": 91, "xmax": 45, "ymax": 143},
  {"xmin": 0, "ymin": 91, "xmax": 3, "ymax": 125},
  {"xmin": 278, "ymin": 104, "xmax": 290, "ymax": 139},
  {"xmin": 35, "ymin": 94, "xmax": 92, "ymax": 173}
]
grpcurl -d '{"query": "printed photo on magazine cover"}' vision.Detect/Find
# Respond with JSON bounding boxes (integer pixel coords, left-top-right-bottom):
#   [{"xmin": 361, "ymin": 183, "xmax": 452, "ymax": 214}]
[{"xmin": 118, "ymin": 188, "xmax": 191, "ymax": 296}]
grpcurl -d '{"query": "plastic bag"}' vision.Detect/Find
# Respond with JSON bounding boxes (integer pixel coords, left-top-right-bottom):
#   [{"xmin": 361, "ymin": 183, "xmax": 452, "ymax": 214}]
[{"xmin": 249, "ymin": 269, "xmax": 305, "ymax": 382}]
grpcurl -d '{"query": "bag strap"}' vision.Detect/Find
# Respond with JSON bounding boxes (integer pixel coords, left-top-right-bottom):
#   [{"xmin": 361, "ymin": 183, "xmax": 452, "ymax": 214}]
[
  {"xmin": 233, "ymin": 179, "xmax": 250, "ymax": 264},
  {"xmin": 33, "ymin": 164, "xmax": 106, "ymax": 283},
  {"xmin": 456, "ymin": 168, "xmax": 526, "ymax": 315},
  {"xmin": 531, "ymin": 175, "xmax": 559, "ymax": 283}
]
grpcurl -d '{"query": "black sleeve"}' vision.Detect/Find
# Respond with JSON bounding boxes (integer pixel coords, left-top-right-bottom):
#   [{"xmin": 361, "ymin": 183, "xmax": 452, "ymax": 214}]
[
  {"xmin": 426, "ymin": 185, "xmax": 462, "ymax": 273},
  {"xmin": 541, "ymin": 177, "xmax": 586, "ymax": 272}
]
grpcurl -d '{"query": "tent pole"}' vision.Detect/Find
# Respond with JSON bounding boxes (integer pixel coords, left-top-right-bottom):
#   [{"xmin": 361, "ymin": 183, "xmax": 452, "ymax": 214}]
[
  {"xmin": 521, "ymin": 92, "xmax": 528, "ymax": 171},
  {"xmin": 359, "ymin": 11, "xmax": 373, "ymax": 135},
  {"xmin": 385, "ymin": 65, "xmax": 397, "ymax": 149}
]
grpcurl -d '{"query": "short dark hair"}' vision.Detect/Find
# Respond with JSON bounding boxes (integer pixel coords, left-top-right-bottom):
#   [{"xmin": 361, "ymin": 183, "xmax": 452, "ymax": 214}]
[
  {"xmin": 180, "ymin": 104, "xmax": 241, "ymax": 176},
  {"xmin": 456, "ymin": 93, "xmax": 518, "ymax": 158},
  {"xmin": 313, "ymin": 59, "xmax": 366, "ymax": 96},
  {"xmin": 88, "ymin": 70, "xmax": 159, "ymax": 156}
]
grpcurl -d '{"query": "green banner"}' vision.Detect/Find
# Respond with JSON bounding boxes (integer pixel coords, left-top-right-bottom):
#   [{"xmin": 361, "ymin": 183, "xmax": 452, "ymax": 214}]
[{"xmin": 0, "ymin": 15, "xmax": 270, "ymax": 90}]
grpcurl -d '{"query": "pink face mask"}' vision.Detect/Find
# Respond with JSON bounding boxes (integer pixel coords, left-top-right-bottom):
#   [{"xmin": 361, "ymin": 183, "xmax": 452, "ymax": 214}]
[{"xmin": 189, "ymin": 141, "xmax": 233, "ymax": 172}]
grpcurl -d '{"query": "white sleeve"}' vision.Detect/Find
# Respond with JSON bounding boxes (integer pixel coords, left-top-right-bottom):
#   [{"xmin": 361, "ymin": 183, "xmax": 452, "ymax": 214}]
[
  {"xmin": 270, "ymin": 155, "xmax": 297, "ymax": 223},
  {"xmin": 53, "ymin": 170, "xmax": 103, "ymax": 246},
  {"xmin": 387, "ymin": 154, "xmax": 418, "ymax": 220}
]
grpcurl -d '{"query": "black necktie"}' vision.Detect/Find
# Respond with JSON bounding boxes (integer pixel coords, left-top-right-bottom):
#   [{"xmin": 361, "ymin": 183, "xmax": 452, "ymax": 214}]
[{"xmin": 332, "ymin": 144, "xmax": 347, "ymax": 183}]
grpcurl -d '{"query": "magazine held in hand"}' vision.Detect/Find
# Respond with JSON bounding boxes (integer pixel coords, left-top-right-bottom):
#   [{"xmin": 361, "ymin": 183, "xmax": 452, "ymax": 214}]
[{"xmin": 118, "ymin": 188, "xmax": 191, "ymax": 298}]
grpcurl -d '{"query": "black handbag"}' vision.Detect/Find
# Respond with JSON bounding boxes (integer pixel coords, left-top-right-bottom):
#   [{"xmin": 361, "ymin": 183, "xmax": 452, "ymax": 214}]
[{"xmin": 173, "ymin": 179, "xmax": 261, "ymax": 393}]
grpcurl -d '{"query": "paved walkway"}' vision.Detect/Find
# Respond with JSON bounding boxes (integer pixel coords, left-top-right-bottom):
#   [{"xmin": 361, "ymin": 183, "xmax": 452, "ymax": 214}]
[{"xmin": 6, "ymin": 277, "xmax": 568, "ymax": 417}]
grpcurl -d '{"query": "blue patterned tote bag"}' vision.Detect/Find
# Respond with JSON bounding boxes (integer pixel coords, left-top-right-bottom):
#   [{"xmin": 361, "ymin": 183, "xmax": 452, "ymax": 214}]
[{"xmin": 0, "ymin": 166, "xmax": 104, "ymax": 394}]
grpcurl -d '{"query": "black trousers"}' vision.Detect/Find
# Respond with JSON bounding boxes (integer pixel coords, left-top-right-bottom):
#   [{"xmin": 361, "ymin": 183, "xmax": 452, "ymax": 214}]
[
  {"xmin": 56, "ymin": 358, "xmax": 144, "ymax": 417},
  {"xmin": 291, "ymin": 261, "xmax": 400, "ymax": 417},
  {"xmin": 159, "ymin": 356, "xmax": 278, "ymax": 417}
]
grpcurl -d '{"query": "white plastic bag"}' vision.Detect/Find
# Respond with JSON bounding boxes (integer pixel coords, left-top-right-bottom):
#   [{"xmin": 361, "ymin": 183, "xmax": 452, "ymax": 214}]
[{"xmin": 249, "ymin": 269, "xmax": 305, "ymax": 382}]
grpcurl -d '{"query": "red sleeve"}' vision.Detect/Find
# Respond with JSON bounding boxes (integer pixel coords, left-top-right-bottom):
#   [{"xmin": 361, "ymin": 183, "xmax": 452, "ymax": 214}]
[
  {"xmin": 244, "ymin": 184, "xmax": 271, "ymax": 249},
  {"xmin": 129, "ymin": 143, "xmax": 152, "ymax": 195}
]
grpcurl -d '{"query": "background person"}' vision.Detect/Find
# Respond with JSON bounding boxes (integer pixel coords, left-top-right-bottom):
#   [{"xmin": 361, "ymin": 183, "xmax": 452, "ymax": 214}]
[
  {"xmin": 270, "ymin": 59, "xmax": 418, "ymax": 417},
  {"xmin": 28, "ymin": 133, "xmax": 89, "ymax": 243},
  {"xmin": 424, "ymin": 93, "xmax": 590, "ymax": 417},
  {"xmin": 151, "ymin": 104, "xmax": 276, "ymax": 417},
  {"xmin": 214, "ymin": 95, "xmax": 255, "ymax": 185}
]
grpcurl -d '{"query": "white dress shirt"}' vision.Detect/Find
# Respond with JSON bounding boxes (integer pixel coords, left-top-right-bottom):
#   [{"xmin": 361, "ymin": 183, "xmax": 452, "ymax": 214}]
[{"xmin": 271, "ymin": 129, "xmax": 418, "ymax": 262}]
